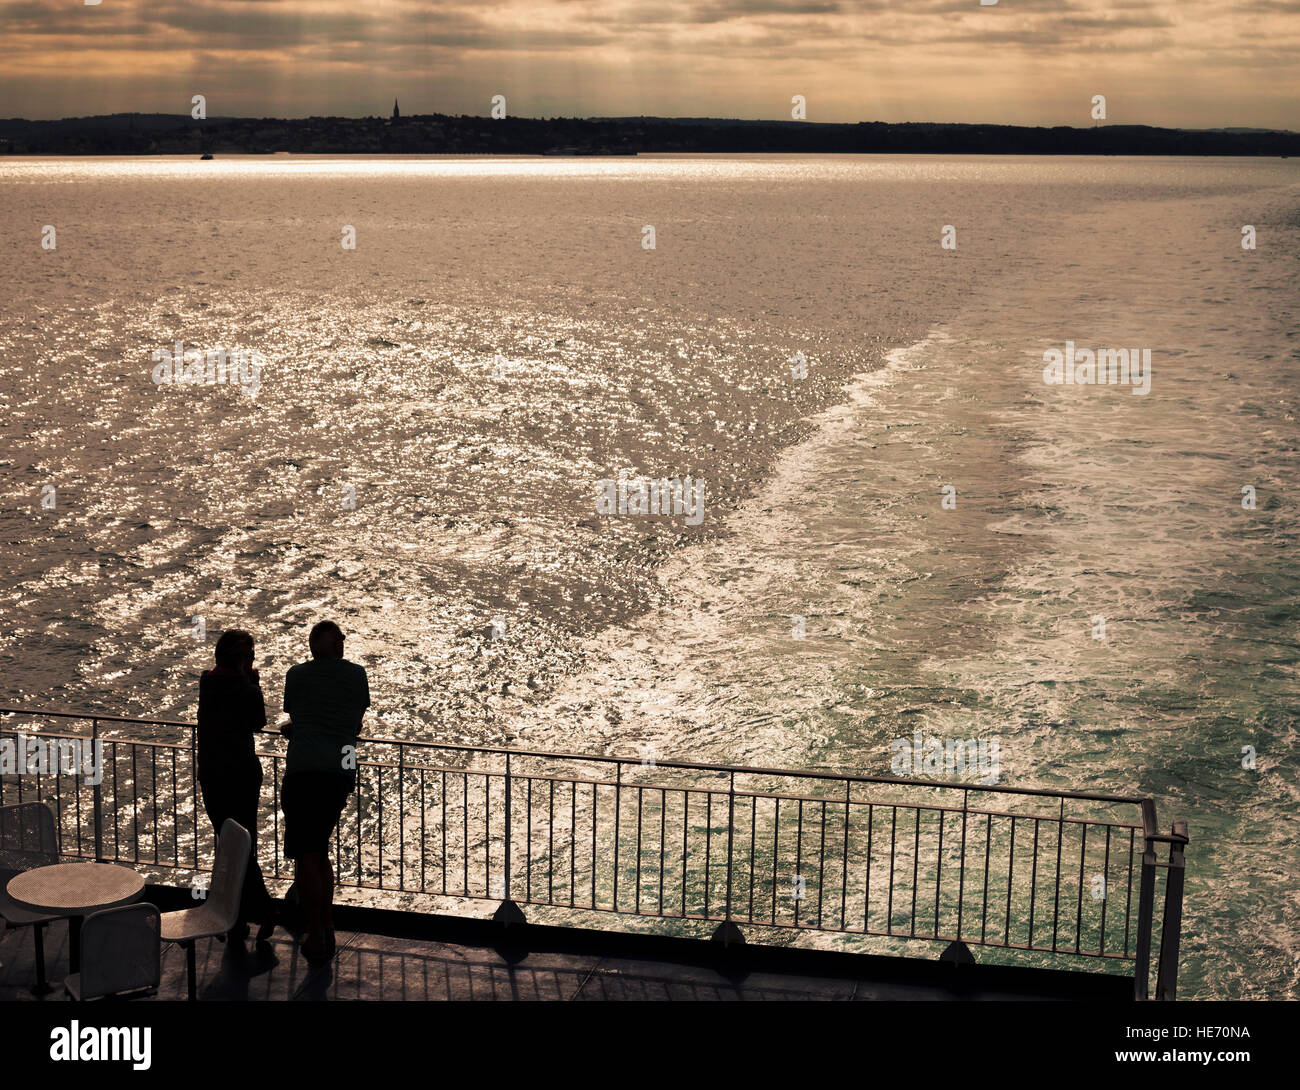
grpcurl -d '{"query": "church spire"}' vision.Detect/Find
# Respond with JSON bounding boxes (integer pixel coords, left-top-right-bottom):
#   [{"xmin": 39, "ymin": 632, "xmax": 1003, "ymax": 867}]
[{"xmin": 392, "ymin": 98, "xmax": 400, "ymax": 120}]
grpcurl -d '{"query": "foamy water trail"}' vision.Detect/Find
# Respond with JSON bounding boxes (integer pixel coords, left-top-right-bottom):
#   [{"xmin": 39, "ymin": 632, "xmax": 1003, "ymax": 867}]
[{"xmin": 507, "ymin": 183, "xmax": 1300, "ymax": 998}]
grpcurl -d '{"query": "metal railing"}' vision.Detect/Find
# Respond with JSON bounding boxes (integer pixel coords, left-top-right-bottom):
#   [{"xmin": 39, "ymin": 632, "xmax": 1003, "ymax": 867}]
[{"xmin": 0, "ymin": 706, "xmax": 1189, "ymax": 998}]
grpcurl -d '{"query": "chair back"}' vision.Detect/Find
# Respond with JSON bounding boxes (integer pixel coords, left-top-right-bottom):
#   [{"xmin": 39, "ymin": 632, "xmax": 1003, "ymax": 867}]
[
  {"xmin": 0, "ymin": 802, "xmax": 58, "ymax": 874},
  {"xmin": 207, "ymin": 819, "xmax": 251, "ymax": 930},
  {"xmin": 78, "ymin": 903, "xmax": 161, "ymax": 999}
]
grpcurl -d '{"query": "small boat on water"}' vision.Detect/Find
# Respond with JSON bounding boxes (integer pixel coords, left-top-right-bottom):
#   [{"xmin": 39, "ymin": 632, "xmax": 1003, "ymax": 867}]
[{"xmin": 200, "ymin": 152, "xmax": 214, "ymax": 160}]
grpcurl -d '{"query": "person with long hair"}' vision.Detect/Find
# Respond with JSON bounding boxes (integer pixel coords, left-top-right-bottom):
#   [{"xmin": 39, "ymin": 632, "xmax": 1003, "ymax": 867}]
[{"xmin": 197, "ymin": 628, "xmax": 277, "ymax": 942}]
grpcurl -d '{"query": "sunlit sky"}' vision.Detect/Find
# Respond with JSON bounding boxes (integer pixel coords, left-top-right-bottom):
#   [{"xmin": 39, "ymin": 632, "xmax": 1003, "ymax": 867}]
[{"xmin": 2, "ymin": 0, "xmax": 1296, "ymax": 128}]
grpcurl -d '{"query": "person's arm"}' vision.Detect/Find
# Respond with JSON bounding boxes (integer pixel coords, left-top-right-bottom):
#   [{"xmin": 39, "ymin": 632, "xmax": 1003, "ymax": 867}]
[
  {"xmin": 281, "ymin": 670, "xmax": 294, "ymax": 738},
  {"xmin": 352, "ymin": 666, "xmax": 370, "ymax": 746},
  {"xmin": 243, "ymin": 665, "xmax": 267, "ymax": 731}
]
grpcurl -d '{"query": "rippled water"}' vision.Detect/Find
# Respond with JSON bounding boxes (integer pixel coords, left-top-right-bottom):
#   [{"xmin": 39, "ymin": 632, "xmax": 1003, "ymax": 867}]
[{"xmin": 1, "ymin": 155, "xmax": 1297, "ymax": 997}]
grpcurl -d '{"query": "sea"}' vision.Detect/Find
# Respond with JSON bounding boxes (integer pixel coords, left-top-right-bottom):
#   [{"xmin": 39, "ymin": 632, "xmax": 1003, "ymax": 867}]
[{"xmin": 1, "ymin": 154, "xmax": 1297, "ymax": 998}]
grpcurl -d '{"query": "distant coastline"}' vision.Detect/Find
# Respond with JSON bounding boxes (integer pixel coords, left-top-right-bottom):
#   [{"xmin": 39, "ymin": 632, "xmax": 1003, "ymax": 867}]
[{"xmin": 1, "ymin": 113, "xmax": 1297, "ymax": 156}]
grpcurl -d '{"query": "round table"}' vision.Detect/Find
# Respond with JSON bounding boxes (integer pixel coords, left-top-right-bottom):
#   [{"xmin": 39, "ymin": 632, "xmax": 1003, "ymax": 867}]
[{"xmin": 7, "ymin": 862, "xmax": 146, "ymax": 972}]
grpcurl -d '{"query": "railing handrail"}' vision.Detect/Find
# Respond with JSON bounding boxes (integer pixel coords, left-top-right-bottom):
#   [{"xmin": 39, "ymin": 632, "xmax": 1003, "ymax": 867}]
[
  {"xmin": 0, "ymin": 707, "xmax": 196, "ymax": 729},
  {"xmin": 0, "ymin": 705, "xmax": 1154, "ymax": 811}
]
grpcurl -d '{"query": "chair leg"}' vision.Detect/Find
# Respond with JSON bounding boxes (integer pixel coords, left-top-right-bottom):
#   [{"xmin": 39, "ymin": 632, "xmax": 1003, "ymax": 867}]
[
  {"xmin": 30, "ymin": 923, "xmax": 53, "ymax": 997},
  {"xmin": 186, "ymin": 942, "xmax": 197, "ymax": 1001}
]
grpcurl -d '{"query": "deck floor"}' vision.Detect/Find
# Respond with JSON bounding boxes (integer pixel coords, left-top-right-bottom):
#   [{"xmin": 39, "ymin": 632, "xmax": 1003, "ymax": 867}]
[{"xmin": 0, "ymin": 914, "xmax": 1110, "ymax": 1001}]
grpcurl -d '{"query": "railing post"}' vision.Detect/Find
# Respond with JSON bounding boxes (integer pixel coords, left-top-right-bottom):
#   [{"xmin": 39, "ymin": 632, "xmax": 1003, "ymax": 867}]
[
  {"xmin": 710, "ymin": 770, "xmax": 745, "ymax": 948},
  {"xmin": 503, "ymin": 750, "xmax": 511, "ymax": 899},
  {"xmin": 190, "ymin": 720, "xmax": 199, "ymax": 867},
  {"xmin": 91, "ymin": 718, "xmax": 104, "ymax": 862},
  {"xmin": 491, "ymin": 749, "xmax": 525, "ymax": 928},
  {"xmin": 1155, "ymin": 821, "xmax": 1189, "ymax": 1001},
  {"xmin": 1133, "ymin": 833, "xmax": 1158, "ymax": 1001},
  {"xmin": 724, "ymin": 770, "xmax": 735, "ymax": 921},
  {"xmin": 613, "ymin": 761, "xmax": 621, "ymax": 911}
]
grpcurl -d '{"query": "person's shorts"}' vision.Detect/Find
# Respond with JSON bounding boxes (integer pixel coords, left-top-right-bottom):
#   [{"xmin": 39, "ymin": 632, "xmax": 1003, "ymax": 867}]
[{"xmin": 281, "ymin": 772, "xmax": 353, "ymax": 860}]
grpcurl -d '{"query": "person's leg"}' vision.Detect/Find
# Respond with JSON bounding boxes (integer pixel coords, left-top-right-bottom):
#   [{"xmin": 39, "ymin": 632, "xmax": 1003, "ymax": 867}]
[
  {"xmin": 321, "ymin": 778, "xmax": 351, "ymax": 954},
  {"xmin": 202, "ymin": 780, "xmax": 249, "ymax": 937},
  {"xmin": 322, "ymin": 853, "xmax": 335, "ymax": 954},
  {"xmin": 299, "ymin": 852, "xmax": 329, "ymax": 956},
  {"xmin": 298, "ymin": 774, "xmax": 330, "ymax": 956},
  {"xmin": 233, "ymin": 774, "xmax": 275, "ymax": 931},
  {"xmin": 287, "ymin": 774, "xmax": 344, "ymax": 961},
  {"xmin": 200, "ymin": 778, "xmax": 230, "ymax": 842},
  {"xmin": 282, "ymin": 773, "xmax": 311, "ymax": 941},
  {"xmin": 231, "ymin": 780, "xmax": 258, "ymax": 929}
]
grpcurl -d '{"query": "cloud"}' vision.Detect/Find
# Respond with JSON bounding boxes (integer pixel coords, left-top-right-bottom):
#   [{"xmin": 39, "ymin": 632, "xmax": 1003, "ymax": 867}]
[{"xmin": 0, "ymin": 0, "xmax": 1294, "ymax": 127}]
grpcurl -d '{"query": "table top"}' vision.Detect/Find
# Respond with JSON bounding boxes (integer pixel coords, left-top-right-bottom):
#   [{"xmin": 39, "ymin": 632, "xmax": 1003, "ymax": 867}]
[{"xmin": 5, "ymin": 862, "xmax": 145, "ymax": 916}]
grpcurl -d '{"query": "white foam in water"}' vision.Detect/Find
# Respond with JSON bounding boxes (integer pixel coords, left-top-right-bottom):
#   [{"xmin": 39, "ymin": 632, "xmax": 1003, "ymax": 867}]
[{"xmin": 516, "ymin": 184, "xmax": 1300, "ymax": 1000}]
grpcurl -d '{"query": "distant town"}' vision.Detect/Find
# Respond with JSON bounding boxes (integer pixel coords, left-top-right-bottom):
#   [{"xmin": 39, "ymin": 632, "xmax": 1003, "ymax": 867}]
[{"xmin": 1, "ymin": 108, "xmax": 1297, "ymax": 156}]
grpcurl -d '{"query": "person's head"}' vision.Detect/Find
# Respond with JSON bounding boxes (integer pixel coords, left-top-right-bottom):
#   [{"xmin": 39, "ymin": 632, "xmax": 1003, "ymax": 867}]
[
  {"xmin": 214, "ymin": 628, "xmax": 255, "ymax": 670},
  {"xmin": 309, "ymin": 620, "xmax": 345, "ymax": 659}
]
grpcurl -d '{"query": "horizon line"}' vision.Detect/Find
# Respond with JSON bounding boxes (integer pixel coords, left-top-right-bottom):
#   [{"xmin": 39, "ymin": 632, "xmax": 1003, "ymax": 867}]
[{"xmin": 4, "ymin": 111, "xmax": 1295, "ymax": 135}]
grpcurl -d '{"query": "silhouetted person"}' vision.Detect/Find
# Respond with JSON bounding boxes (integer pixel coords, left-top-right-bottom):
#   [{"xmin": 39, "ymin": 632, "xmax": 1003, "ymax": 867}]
[
  {"xmin": 197, "ymin": 628, "xmax": 277, "ymax": 942},
  {"xmin": 281, "ymin": 620, "xmax": 369, "ymax": 963}
]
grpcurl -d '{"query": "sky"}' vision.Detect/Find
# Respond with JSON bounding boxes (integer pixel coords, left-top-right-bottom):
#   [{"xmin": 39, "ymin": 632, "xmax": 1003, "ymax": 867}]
[{"xmin": 1, "ymin": 0, "xmax": 1297, "ymax": 128}]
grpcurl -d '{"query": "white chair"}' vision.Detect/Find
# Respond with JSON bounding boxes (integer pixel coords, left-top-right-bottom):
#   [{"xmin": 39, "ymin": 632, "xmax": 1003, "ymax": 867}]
[
  {"xmin": 160, "ymin": 818, "xmax": 250, "ymax": 1001},
  {"xmin": 64, "ymin": 903, "xmax": 160, "ymax": 1000},
  {"xmin": 0, "ymin": 801, "xmax": 63, "ymax": 995}
]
